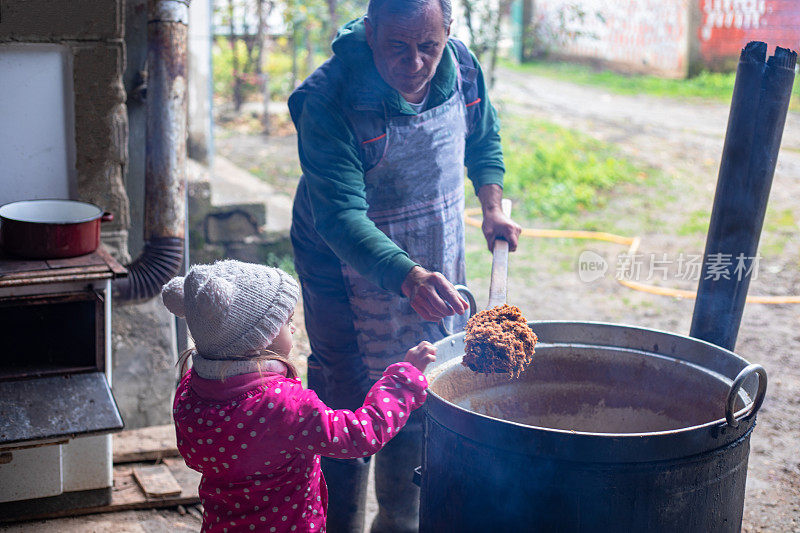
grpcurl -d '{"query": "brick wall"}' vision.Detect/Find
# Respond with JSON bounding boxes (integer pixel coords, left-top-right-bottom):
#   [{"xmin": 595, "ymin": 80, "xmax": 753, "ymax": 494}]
[
  {"xmin": 698, "ymin": 0, "xmax": 800, "ymax": 70},
  {"xmin": 0, "ymin": 0, "xmax": 130, "ymax": 256},
  {"xmin": 533, "ymin": 0, "xmax": 691, "ymax": 78}
]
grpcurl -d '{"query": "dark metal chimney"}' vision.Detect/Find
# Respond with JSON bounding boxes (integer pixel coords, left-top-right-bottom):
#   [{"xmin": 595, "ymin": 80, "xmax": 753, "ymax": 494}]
[{"xmin": 690, "ymin": 42, "xmax": 796, "ymax": 350}]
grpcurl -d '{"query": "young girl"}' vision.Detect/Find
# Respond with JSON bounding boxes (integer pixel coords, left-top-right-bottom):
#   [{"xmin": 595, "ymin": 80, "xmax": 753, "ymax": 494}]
[{"xmin": 162, "ymin": 260, "xmax": 435, "ymax": 533}]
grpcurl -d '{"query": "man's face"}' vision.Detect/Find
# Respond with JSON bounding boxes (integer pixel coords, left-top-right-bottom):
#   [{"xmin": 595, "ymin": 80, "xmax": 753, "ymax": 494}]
[{"xmin": 366, "ymin": 2, "xmax": 451, "ymax": 103}]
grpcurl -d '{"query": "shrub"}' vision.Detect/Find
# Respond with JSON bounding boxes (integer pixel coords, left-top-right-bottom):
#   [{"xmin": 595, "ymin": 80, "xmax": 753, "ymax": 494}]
[{"xmin": 500, "ymin": 117, "xmax": 643, "ymax": 221}]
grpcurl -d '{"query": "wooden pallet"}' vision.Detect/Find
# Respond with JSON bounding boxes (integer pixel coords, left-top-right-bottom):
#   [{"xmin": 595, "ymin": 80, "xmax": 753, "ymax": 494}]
[
  {"xmin": 113, "ymin": 424, "xmax": 180, "ymax": 464},
  {"xmin": 110, "ymin": 457, "xmax": 200, "ymax": 511},
  {"xmin": 107, "ymin": 426, "xmax": 198, "ymax": 512}
]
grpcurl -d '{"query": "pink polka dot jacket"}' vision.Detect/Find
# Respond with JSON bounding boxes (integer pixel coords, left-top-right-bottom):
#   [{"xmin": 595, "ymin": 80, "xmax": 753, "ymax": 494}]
[{"xmin": 173, "ymin": 361, "xmax": 429, "ymax": 532}]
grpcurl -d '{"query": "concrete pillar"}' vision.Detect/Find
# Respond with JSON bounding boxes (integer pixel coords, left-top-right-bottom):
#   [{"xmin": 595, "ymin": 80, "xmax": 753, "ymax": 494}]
[{"xmin": 188, "ymin": 0, "xmax": 214, "ymax": 165}]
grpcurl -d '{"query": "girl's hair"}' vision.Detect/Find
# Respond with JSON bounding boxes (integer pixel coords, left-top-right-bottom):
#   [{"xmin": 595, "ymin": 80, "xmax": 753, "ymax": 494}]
[{"xmin": 178, "ymin": 347, "xmax": 299, "ymax": 381}]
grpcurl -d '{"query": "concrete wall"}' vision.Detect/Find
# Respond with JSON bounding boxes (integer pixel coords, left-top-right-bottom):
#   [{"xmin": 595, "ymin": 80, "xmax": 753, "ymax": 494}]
[
  {"xmin": 697, "ymin": 0, "xmax": 800, "ymax": 71},
  {"xmin": 533, "ymin": 0, "xmax": 692, "ymax": 77}
]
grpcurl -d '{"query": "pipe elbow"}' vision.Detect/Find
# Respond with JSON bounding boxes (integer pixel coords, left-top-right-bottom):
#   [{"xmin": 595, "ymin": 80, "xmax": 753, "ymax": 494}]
[{"xmin": 114, "ymin": 237, "xmax": 184, "ymax": 302}]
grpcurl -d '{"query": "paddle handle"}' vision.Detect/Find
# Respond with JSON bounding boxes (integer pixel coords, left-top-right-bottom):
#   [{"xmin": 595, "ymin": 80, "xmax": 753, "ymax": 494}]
[{"xmin": 487, "ymin": 199, "xmax": 512, "ymax": 309}]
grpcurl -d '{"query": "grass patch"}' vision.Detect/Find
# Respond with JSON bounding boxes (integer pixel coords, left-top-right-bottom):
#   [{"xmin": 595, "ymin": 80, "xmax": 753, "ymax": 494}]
[
  {"xmin": 466, "ymin": 115, "xmax": 662, "ymax": 287},
  {"xmin": 464, "ymin": 223, "xmax": 588, "ymax": 286},
  {"xmin": 677, "ymin": 205, "xmax": 797, "ymax": 258},
  {"xmin": 760, "ymin": 207, "xmax": 798, "ymax": 257},
  {"xmin": 764, "ymin": 207, "xmax": 797, "ymax": 232},
  {"xmin": 677, "ymin": 209, "xmax": 711, "ymax": 236},
  {"xmin": 502, "ymin": 59, "xmax": 800, "ymax": 112},
  {"xmin": 264, "ymin": 252, "xmax": 297, "ymax": 277},
  {"xmin": 499, "ymin": 115, "xmax": 648, "ymax": 223}
]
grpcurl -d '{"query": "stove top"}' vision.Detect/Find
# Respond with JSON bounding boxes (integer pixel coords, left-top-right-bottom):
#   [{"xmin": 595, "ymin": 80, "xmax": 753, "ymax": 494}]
[{"xmin": 0, "ymin": 247, "xmax": 126, "ymax": 288}]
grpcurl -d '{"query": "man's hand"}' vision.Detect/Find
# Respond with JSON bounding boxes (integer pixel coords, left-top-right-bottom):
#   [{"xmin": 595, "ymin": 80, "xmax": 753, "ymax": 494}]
[
  {"xmin": 482, "ymin": 207, "xmax": 522, "ymax": 252},
  {"xmin": 401, "ymin": 266, "xmax": 469, "ymax": 322},
  {"xmin": 478, "ymin": 184, "xmax": 522, "ymax": 252}
]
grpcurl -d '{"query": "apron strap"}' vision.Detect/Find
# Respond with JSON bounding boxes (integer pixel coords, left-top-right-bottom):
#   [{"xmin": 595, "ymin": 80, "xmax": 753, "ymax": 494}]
[{"xmin": 449, "ymin": 38, "xmax": 482, "ymax": 137}]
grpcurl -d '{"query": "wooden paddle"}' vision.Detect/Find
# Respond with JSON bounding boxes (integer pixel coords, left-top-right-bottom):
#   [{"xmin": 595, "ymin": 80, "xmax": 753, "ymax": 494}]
[
  {"xmin": 486, "ymin": 198, "xmax": 512, "ymax": 309},
  {"xmin": 436, "ymin": 199, "xmax": 511, "ymax": 336}
]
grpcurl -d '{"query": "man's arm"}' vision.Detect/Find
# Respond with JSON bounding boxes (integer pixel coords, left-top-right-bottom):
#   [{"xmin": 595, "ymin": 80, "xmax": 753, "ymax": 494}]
[
  {"xmin": 401, "ymin": 266, "xmax": 468, "ymax": 321},
  {"xmin": 294, "ymin": 94, "xmax": 418, "ymax": 294}
]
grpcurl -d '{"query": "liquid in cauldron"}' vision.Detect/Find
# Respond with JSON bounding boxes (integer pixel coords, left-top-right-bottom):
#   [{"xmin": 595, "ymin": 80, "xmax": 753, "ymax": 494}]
[{"xmin": 431, "ymin": 348, "xmax": 731, "ymax": 433}]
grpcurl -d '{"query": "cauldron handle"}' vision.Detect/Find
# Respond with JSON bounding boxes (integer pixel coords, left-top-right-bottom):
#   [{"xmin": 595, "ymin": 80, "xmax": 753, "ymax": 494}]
[
  {"xmin": 438, "ymin": 285, "xmax": 477, "ymax": 337},
  {"xmin": 725, "ymin": 364, "xmax": 767, "ymax": 428}
]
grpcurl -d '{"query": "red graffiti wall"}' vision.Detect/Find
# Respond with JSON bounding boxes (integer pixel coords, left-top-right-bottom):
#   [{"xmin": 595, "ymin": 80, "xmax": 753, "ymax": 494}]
[{"xmin": 699, "ymin": 0, "xmax": 800, "ymax": 69}]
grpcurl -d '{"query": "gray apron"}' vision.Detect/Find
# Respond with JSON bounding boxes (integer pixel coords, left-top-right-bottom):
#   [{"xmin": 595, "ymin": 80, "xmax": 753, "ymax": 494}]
[{"xmin": 341, "ymin": 67, "xmax": 469, "ymax": 380}]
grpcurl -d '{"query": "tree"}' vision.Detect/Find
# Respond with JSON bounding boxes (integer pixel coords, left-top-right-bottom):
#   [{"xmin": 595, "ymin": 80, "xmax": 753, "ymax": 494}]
[
  {"xmin": 220, "ymin": 0, "xmax": 273, "ymax": 122},
  {"xmin": 255, "ymin": 0, "xmax": 274, "ymax": 134},
  {"xmin": 213, "ymin": 0, "xmax": 365, "ymax": 114},
  {"xmin": 227, "ymin": 0, "xmax": 244, "ymax": 110},
  {"xmin": 460, "ymin": 0, "xmax": 513, "ymax": 88},
  {"xmin": 326, "ymin": 0, "xmax": 338, "ymax": 44}
]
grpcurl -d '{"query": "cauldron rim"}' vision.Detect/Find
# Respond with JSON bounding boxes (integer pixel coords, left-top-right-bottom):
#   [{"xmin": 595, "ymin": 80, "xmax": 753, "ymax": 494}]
[{"xmin": 426, "ymin": 320, "xmax": 762, "ymax": 462}]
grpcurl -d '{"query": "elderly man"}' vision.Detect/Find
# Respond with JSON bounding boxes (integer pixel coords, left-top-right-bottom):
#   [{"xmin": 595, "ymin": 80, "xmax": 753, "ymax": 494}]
[{"xmin": 289, "ymin": 0, "xmax": 520, "ymax": 530}]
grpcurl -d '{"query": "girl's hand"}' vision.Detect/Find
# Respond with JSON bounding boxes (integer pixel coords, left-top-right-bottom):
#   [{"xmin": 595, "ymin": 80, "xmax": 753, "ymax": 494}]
[{"xmin": 404, "ymin": 341, "xmax": 437, "ymax": 373}]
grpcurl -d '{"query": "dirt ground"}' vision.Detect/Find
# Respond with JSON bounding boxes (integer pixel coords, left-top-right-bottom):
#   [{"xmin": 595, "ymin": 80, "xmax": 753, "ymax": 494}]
[{"xmin": 215, "ymin": 67, "xmax": 800, "ymax": 532}]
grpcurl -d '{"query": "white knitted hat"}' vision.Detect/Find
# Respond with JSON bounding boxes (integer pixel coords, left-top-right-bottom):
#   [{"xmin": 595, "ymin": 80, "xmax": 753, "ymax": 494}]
[{"xmin": 161, "ymin": 260, "xmax": 300, "ymax": 358}]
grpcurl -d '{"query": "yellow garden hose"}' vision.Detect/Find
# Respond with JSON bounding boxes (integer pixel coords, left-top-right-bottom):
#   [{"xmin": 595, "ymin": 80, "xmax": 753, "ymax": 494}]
[{"xmin": 464, "ymin": 207, "xmax": 800, "ymax": 304}]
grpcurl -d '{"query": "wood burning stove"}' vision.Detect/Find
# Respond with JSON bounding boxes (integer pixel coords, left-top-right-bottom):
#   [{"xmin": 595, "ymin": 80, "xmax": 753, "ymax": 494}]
[{"xmin": 0, "ymin": 248, "xmax": 126, "ymax": 520}]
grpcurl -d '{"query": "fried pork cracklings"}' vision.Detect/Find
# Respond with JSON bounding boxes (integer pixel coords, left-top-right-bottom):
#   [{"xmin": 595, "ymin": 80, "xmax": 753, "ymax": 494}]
[{"xmin": 462, "ymin": 304, "xmax": 538, "ymax": 378}]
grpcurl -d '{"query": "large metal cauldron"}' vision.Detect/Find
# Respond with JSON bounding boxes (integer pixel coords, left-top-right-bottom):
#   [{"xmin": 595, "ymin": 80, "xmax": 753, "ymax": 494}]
[{"xmin": 420, "ymin": 321, "xmax": 766, "ymax": 532}]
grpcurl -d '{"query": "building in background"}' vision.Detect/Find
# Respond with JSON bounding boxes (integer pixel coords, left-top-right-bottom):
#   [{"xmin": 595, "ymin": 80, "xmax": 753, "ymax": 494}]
[{"xmin": 520, "ymin": 0, "xmax": 800, "ymax": 77}]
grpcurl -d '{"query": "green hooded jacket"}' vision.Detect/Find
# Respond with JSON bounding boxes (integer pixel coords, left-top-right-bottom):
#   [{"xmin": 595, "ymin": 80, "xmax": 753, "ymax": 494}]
[{"xmin": 289, "ymin": 18, "xmax": 504, "ymax": 295}]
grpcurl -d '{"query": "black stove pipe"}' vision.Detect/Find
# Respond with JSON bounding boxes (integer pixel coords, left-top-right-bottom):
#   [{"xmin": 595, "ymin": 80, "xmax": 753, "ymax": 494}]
[{"xmin": 690, "ymin": 42, "xmax": 796, "ymax": 351}]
